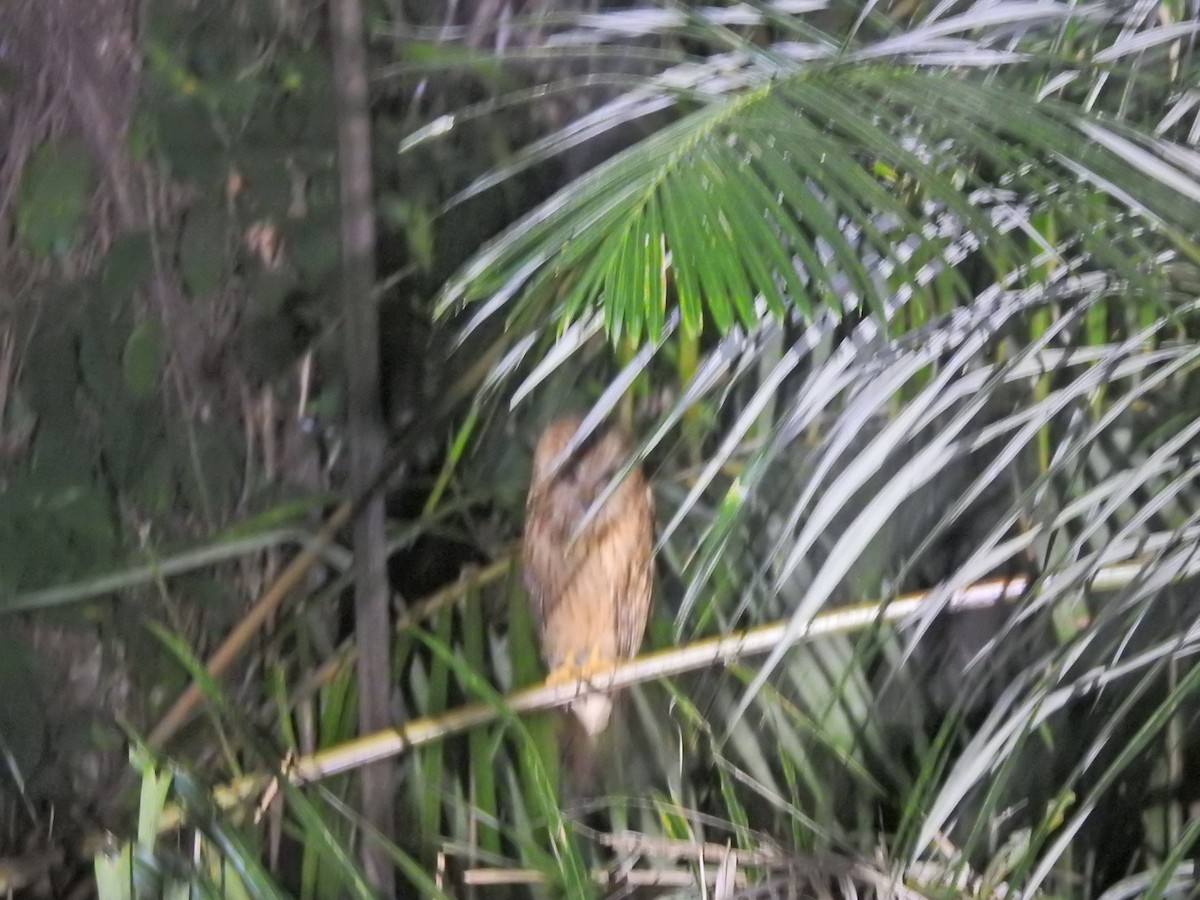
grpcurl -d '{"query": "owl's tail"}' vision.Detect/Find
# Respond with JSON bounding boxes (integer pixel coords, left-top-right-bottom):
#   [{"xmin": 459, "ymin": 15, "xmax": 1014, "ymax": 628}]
[
  {"xmin": 563, "ymin": 696, "xmax": 610, "ymax": 796},
  {"xmin": 563, "ymin": 693, "xmax": 621, "ymax": 794},
  {"xmin": 570, "ymin": 692, "xmax": 614, "ymax": 738}
]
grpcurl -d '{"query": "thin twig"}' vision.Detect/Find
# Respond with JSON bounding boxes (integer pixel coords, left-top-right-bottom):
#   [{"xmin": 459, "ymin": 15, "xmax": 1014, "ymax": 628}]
[{"xmin": 461, "ymin": 866, "xmax": 743, "ymax": 887}]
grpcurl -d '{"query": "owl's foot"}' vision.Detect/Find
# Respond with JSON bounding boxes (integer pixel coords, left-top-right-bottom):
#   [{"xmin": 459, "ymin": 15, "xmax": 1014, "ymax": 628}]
[
  {"xmin": 545, "ymin": 648, "xmax": 618, "ymax": 691},
  {"xmin": 544, "ymin": 665, "xmax": 580, "ymax": 687},
  {"xmin": 545, "ymin": 651, "xmax": 618, "ymax": 738}
]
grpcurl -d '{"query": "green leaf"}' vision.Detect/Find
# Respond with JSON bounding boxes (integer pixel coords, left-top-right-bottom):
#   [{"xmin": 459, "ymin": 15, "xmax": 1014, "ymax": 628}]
[
  {"xmin": 148, "ymin": 96, "xmax": 225, "ymax": 184},
  {"xmin": 122, "ymin": 322, "xmax": 166, "ymax": 399},
  {"xmin": 0, "ymin": 633, "xmax": 47, "ymax": 782},
  {"xmin": 245, "ymin": 270, "xmax": 297, "ymax": 318},
  {"xmin": 288, "ymin": 212, "xmax": 341, "ymax": 284},
  {"xmin": 24, "ymin": 294, "xmax": 80, "ymax": 418},
  {"xmin": 180, "ymin": 202, "xmax": 229, "ymax": 296},
  {"xmin": 240, "ymin": 147, "xmax": 294, "ymax": 214},
  {"xmin": 131, "ymin": 445, "xmax": 176, "ymax": 515},
  {"xmin": 15, "ymin": 140, "xmax": 94, "ymax": 258},
  {"xmin": 101, "ymin": 232, "xmax": 154, "ymax": 303}
]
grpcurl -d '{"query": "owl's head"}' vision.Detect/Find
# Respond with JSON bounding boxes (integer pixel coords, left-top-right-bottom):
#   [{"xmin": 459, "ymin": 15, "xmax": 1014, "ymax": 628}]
[{"xmin": 530, "ymin": 415, "xmax": 630, "ymax": 495}]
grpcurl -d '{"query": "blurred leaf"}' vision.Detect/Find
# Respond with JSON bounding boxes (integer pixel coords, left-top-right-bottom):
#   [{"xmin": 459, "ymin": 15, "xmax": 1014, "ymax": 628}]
[
  {"xmin": 288, "ymin": 213, "xmax": 341, "ymax": 284},
  {"xmin": 122, "ymin": 322, "xmax": 166, "ymax": 399},
  {"xmin": 380, "ymin": 196, "xmax": 436, "ymax": 273},
  {"xmin": 23, "ymin": 295, "xmax": 80, "ymax": 423},
  {"xmin": 15, "ymin": 139, "xmax": 94, "ymax": 258},
  {"xmin": 100, "ymin": 232, "xmax": 154, "ymax": 303},
  {"xmin": 462, "ymin": 587, "xmax": 501, "ymax": 858},
  {"xmin": 173, "ymin": 770, "xmax": 291, "ymax": 900},
  {"xmin": 180, "ymin": 202, "xmax": 229, "ymax": 296},
  {"xmin": 131, "ymin": 446, "xmax": 178, "ymax": 515},
  {"xmin": 245, "ymin": 270, "xmax": 298, "ymax": 318},
  {"xmin": 0, "ymin": 61, "xmax": 18, "ymax": 93},
  {"xmin": 0, "ymin": 472, "xmax": 117, "ymax": 589},
  {"xmin": 0, "ymin": 633, "xmax": 47, "ymax": 786},
  {"xmin": 240, "ymin": 147, "xmax": 294, "ymax": 214},
  {"xmin": 100, "ymin": 396, "xmax": 166, "ymax": 492},
  {"xmin": 171, "ymin": 419, "xmax": 239, "ymax": 518},
  {"xmin": 147, "ymin": 96, "xmax": 225, "ymax": 183}
]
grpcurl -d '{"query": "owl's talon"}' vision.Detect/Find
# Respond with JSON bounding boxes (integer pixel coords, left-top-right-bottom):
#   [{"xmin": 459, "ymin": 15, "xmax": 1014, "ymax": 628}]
[
  {"xmin": 545, "ymin": 651, "xmax": 618, "ymax": 692},
  {"xmin": 577, "ymin": 649, "xmax": 617, "ymax": 686},
  {"xmin": 544, "ymin": 666, "xmax": 581, "ymax": 687}
]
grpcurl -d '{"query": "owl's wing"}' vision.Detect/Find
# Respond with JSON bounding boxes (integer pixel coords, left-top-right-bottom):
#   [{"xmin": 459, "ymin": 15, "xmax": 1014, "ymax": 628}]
[
  {"xmin": 613, "ymin": 478, "xmax": 655, "ymax": 658},
  {"xmin": 523, "ymin": 487, "xmax": 574, "ymax": 648}
]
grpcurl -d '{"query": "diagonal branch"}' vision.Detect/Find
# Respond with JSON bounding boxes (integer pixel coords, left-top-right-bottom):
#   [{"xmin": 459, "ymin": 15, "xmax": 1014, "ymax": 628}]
[{"xmin": 150, "ymin": 536, "xmax": 1200, "ymax": 836}]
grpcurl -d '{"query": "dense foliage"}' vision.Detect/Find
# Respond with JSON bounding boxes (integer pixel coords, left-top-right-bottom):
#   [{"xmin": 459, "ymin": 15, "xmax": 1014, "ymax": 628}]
[{"xmin": 1, "ymin": 0, "xmax": 1198, "ymax": 896}]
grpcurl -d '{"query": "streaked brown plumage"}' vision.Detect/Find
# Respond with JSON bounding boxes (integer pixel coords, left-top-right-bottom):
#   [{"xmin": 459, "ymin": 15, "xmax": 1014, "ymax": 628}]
[{"xmin": 523, "ymin": 415, "xmax": 654, "ymax": 737}]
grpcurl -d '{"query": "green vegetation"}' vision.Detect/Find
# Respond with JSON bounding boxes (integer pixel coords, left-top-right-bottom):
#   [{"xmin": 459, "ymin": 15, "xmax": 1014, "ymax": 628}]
[{"xmin": 1, "ymin": 0, "xmax": 1198, "ymax": 895}]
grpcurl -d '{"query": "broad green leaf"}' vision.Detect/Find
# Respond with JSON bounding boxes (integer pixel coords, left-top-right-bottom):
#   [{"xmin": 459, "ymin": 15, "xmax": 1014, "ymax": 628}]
[
  {"xmin": 15, "ymin": 140, "xmax": 94, "ymax": 258},
  {"xmin": 122, "ymin": 322, "xmax": 166, "ymax": 399}
]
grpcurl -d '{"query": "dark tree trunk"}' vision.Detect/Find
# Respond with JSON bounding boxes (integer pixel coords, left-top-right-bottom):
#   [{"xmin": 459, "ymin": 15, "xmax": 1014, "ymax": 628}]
[{"xmin": 329, "ymin": 0, "xmax": 395, "ymax": 893}]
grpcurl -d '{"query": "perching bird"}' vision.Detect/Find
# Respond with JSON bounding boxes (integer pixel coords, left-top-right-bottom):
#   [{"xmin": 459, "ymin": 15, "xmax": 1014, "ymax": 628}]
[{"xmin": 523, "ymin": 415, "xmax": 654, "ymax": 738}]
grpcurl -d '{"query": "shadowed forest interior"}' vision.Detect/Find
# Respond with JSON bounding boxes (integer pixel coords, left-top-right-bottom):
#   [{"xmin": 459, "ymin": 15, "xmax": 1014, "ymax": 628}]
[{"xmin": 1, "ymin": 0, "xmax": 1199, "ymax": 896}]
